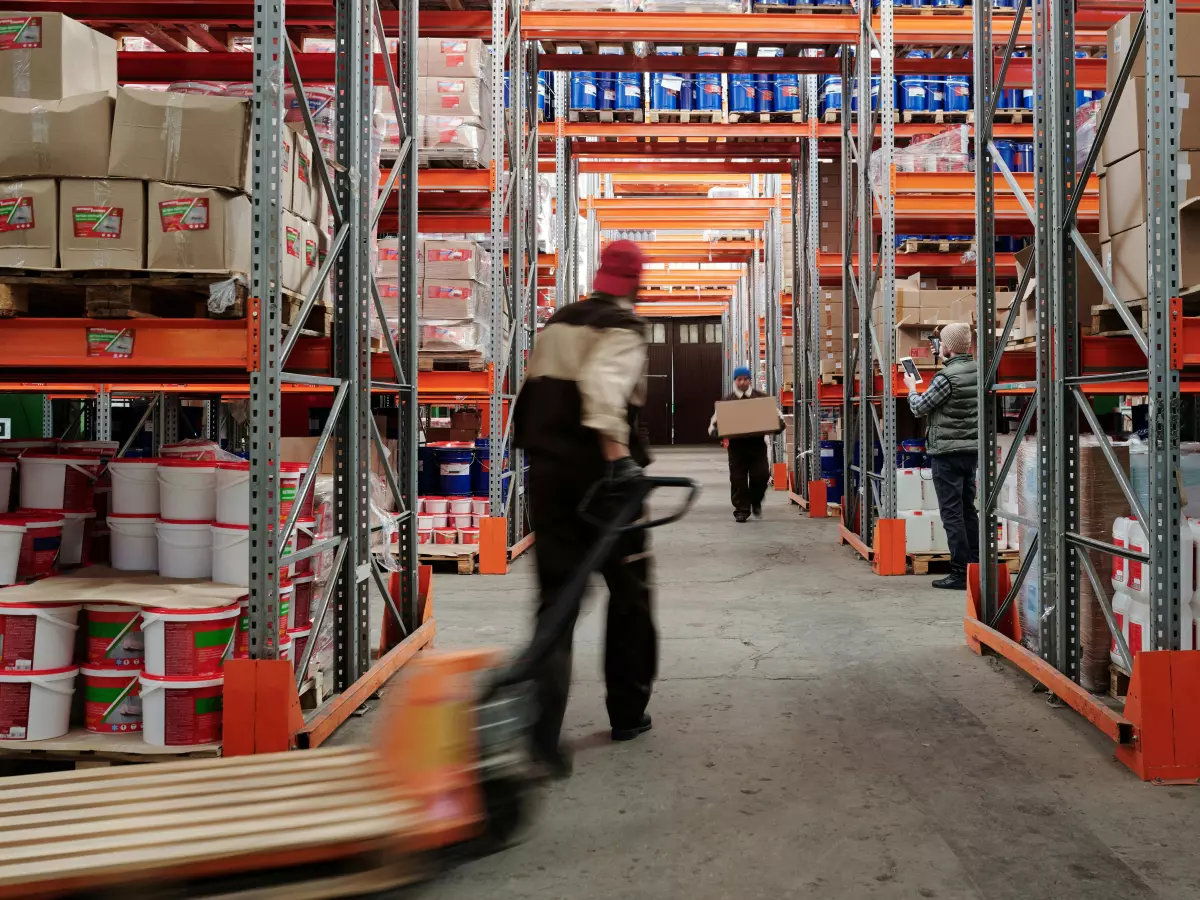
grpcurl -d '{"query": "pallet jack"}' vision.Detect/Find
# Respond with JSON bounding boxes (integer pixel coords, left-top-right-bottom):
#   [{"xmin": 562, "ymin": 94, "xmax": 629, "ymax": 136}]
[{"xmin": 0, "ymin": 474, "xmax": 698, "ymax": 899}]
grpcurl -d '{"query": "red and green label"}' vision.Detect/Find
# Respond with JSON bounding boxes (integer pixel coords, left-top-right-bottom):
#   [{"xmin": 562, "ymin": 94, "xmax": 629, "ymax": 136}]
[
  {"xmin": 84, "ymin": 676, "xmax": 142, "ymax": 733},
  {"xmin": 0, "ymin": 17, "xmax": 41, "ymax": 51},
  {"xmin": 86, "ymin": 327, "xmax": 134, "ymax": 359},
  {"xmin": 286, "ymin": 226, "xmax": 300, "ymax": 258},
  {"xmin": 72, "ymin": 206, "xmax": 123, "ymax": 240},
  {"xmin": 158, "ymin": 198, "xmax": 210, "ymax": 233},
  {"xmin": 86, "ymin": 612, "xmax": 144, "ymax": 667},
  {"xmin": 163, "ymin": 684, "xmax": 223, "ymax": 745},
  {"xmin": 163, "ymin": 620, "xmax": 235, "ymax": 676},
  {"xmin": 428, "ymin": 248, "xmax": 469, "ymax": 262},
  {"xmin": 0, "ymin": 197, "xmax": 34, "ymax": 232},
  {"xmin": 297, "ymin": 151, "xmax": 312, "ymax": 186},
  {"xmin": 305, "ymin": 238, "xmax": 317, "ymax": 268}
]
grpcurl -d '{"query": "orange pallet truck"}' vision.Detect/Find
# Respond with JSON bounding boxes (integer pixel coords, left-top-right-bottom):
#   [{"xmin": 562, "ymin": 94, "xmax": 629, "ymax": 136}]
[{"xmin": 0, "ymin": 475, "xmax": 698, "ymax": 899}]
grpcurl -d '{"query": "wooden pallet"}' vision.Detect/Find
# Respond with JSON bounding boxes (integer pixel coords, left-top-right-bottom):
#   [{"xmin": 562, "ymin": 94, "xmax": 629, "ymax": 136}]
[
  {"xmin": 419, "ymin": 544, "xmax": 479, "ymax": 574},
  {"xmin": 755, "ymin": 3, "xmax": 854, "ymax": 12},
  {"xmin": 968, "ymin": 109, "xmax": 1030, "ymax": 124},
  {"xmin": 728, "ymin": 110, "xmax": 805, "ymax": 124},
  {"xmin": 0, "ymin": 729, "xmax": 219, "ymax": 772},
  {"xmin": 417, "ymin": 350, "xmax": 486, "ymax": 372},
  {"xmin": 0, "ymin": 270, "xmax": 249, "ymax": 320},
  {"xmin": 569, "ymin": 107, "xmax": 644, "ymax": 123},
  {"xmin": 908, "ymin": 549, "xmax": 1019, "ymax": 576},
  {"xmin": 1109, "ymin": 662, "xmax": 1132, "ymax": 699},
  {"xmin": 1087, "ymin": 300, "xmax": 1149, "ymax": 336},
  {"xmin": 0, "ymin": 747, "xmax": 420, "ymax": 898},
  {"xmin": 647, "ymin": 109, "xmax": 725, "ymax": 124},
  {"xmin": 902, "ymin": 109, "xmax": 970, "ymax": 125},
  {"xmin": 1004, "ymin": 334, "xmax": 1037, "ymax": 349},
  {"xmin": 900, "ymin": 238, "xmax": 975, "ymax": 255},
  {"xmin": 281, "ymin": 293, "xmax": 331, "ymax": 338},
  {"xmin": 817, "ymin": 109, "xmax": 899, "ymax": 123},
  {"xmin": 417, "ymin": 156, "xmax": 488, "ymax": 170},
  {"xmin": 895, "ymin": 5, "xmax": 970, "ymax": 15}
]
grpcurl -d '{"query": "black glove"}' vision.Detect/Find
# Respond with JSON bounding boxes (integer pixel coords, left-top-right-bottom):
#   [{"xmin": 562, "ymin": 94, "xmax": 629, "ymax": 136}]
[{"xmin": 605, "ymin": 456, "xmax": 644, "ymax": 486}]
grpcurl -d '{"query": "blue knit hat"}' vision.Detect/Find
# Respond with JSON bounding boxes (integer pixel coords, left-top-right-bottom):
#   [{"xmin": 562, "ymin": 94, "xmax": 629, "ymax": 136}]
[{"xmin": 733, "ymin": 366, "xmax": 752, "ymax": 380}]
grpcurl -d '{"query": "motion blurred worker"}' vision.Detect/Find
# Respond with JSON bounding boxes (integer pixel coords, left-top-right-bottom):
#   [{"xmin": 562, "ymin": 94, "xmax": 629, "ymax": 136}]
[
  {"xmin": 902, "ymin": 321, "xmax": 979, "ymax": 590},
  {"xmin": 708, "ymin": 366, "xmax": 782, "ymax": 523},
  {"xmin": 513, "ymin": 240, "xmax": 656, "ymax": 778}
]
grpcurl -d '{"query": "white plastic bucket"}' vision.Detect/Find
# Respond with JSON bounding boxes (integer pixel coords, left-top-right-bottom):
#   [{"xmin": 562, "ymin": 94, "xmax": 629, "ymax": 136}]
[
  {"xmin": 109, "ymin": 458, "xmax": 160, "ymax": 515},
  {"xmin": 211, "ymin": 522, "xmax": 249, "ymax": 587},
  {"xmin": 450, "ymin": 513, "xmax": 473, "ymax": 529},
  {"xmin": 424, "ymin": 497, "xmax": 449, "ymax": 515},
  {"xmin": 471, "ymin": 497, "xmax": 489, "ymax": 517},
  {"xmin": 0, "ymin": 438, "xmax": 57, "ymax": 457},
  {"xmin": 0, "ymin": 602, "xmax": 80, "ymax": 670},
  {"xmin": 458, "ymin": 527, "xmax": 480, "ymax": 545},
  {"xmin": 417, "ymin": 529, "xmax": 432, "ymax": 544},
  {"xmin": 156, "ymin": 518, "xmax": 213, "ymax": 579},
  {"xmin": 215, "ymin": 462, "xmax": 250, "ymax": 526},
  {"xmin": 18, "ymin": 453, "xmax": 100, "ymax": 511},
  {"xmin": 83, "ymin": 603, "xmax": 144, "ymax": 668},
  {"xmin": 141, "ymin": 604, "xmax": 240, "ymax": 677},
  {"xmin": 0, "ymin": 459, "xmax": 14, "ymax": 513},
  {"xmin": 160, "ymin": 441, "xmax": 222, "ymax": 461},
  {"xmin": 0, "ymin": 517, "xmax": 25, "ymax": 585},
  {"xmin": 139, "ymin": 672, "xmax": 224, "ymax": 746},
  {"xmin": 0, "ymin": 666, "xmax": 78, "ymax": 741},
  {"xmin": 289, "ymin": 625, "xmax": 312, "ymax": 676},
  {"xmin": 899, "ymin": 511, "xmax": 933, "ymax": 552},
  {"xmin": 157, "ymin": 460, "xmax": 218, "ymax": 521},
  {"xmin": 59, "ymin": 510, "xmax": 96, "ymax": 567},
  {"xmin": 449, "ymin": 497, "xmax": 473, "ymax": 515},
  {"xmin": 433, "ymin": 527, "xmax": 456, "ymax": 545},
  {"xmin": 417, "ymin": 513, "xmax": 435, "ymax": 530},
  {"xmin": 81, "ymin": 666, "xmax": 142, "ymax": 734},
  {"xmin": 108, "ymin": 513, "xmax": 158, "ymax": 571},
  {"xmin": 431, "ymin": 514, "xmax": 448, "ymax": 528}
]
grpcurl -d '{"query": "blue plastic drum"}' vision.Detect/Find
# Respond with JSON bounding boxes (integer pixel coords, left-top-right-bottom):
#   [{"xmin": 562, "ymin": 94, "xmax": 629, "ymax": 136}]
[
  {"xmin": 819, "ymin": 440, "xmax": 844, "ymax": 475},
  {"xmin": 651, "ymin": 73, "xmax": 680, "ymax": 110},
  {"xmin": 774, "ymin": 73, "xmax": 800, "ymax": 113},
  {"xmin": 900, "ymin": 75, "xmax": 927, "ymax": 112},
  {"xmin": 615, "ymin": 71, "xmax": 641, "ymax": 110},
  {"xmin": 471, "ymin": 437, "xmax": 508, "ymax": 498},
  {"xmin": 571, "ymin": 71, "xmax": 597, "ymax": 110},
  {"xmin": 821, "ymin": 75, "xmax": 842, "ymax": 115},
  {"xmin": 597, "ymin": 72, "xmax": 616, "ymax": 110},
  {"xmin": 998, "ymin": 88, "xmax": 1021, "ymax": 110},
  {"xmin": 537, "ymin": 71, "xmax": 548, "ymax": 119},
  {"xmin": 696, "ymin": 72, "xmax": 722, "ymax": 111},
  {"xmin": 730, "ymin": 73, "xmax": 756, "ymax": 113},
  {"xmin": 992, "ymin": 139, "xmax": 1017, "ymax": 173},
  {"xmin": 945, "ymin": 75, "xmax": 971, "ymax": 112},
  {"xmin": 432, "ymin": 442, "xmax": 474, "ymax": 496},
  {"xmin": 756, "ymin": 74, "xmax": 775, "ymax": 113},
  {"xmin": 1016, "ymin": 142, "xmax": 1034, "ymax": 172},
  {"xmin": 418, "ymin": 445, "xmax": 438, "ymax": 496}
]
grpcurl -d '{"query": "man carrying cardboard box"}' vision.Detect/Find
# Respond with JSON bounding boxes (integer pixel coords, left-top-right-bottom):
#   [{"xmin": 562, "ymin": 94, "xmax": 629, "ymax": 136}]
[
  {"xmin": 708, "ymin": 367, "xmax": 785, "ymax": 523},
  {"xmin": 902, "ymin": 322, "xmax": 979, "ymax": 590}
]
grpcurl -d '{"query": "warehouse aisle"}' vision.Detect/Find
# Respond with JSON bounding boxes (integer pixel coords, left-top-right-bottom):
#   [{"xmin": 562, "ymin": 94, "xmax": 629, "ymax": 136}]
[{"xmin": 352, "ymin": 447, "xmax": 1200, "ymax": 900}]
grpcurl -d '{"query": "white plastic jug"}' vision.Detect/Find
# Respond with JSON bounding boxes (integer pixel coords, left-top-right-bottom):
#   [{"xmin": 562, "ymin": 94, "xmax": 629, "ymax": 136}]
[
  {"xmin": 1111, "ymin": 516, "xmax": 1130, "ymax": 592},
  {"xmin": 1126, "ymin": 519, "xmax": 1148, "ymax": 602},
  {"xmin": 1110, "ymin": 588, "xmax": 1132, "ymax": 667},
  {"xmin": 1128, "ymin": 596, "xmax": 1152, "ymax": 660},
  {"xmin": 920, "ymin": 468, "xmax": 940, "ymax": 511},
  {"xmin": 930, "ymin": 515, "xmax": 949, "ymax": 553},
  {"xmin": 896, "ymin": 469, "xmax": 924, "ymax": 512},
  {"xmin": 899, "ymin": 510, "xmax": 933, "ymax": 552}
]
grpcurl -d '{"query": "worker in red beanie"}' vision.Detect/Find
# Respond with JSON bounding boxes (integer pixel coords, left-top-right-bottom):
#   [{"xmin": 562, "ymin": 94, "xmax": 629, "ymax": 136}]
[{"xmin": 513, "ymin": 240, "xmax": 656, "ymax": 778}]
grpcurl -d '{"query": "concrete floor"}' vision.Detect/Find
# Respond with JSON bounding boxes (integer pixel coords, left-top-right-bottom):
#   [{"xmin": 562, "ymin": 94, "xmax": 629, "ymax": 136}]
[{"xmin": 341, "ymin": 447, "xmax": 1200, "ymax": 900}]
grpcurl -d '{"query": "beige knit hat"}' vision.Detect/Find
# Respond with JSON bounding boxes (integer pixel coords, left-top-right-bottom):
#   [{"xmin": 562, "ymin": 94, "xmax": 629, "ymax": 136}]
[{"xmin": 941, "ymin": 322, "xmax": 972, "ymax": 355}]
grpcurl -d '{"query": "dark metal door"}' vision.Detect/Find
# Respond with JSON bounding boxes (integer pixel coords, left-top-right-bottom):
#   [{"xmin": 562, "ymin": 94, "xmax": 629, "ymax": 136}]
[
  {"xmin": 671, "ymin": 318, "xmax": 724, "ymax": 445},
  {"xmin": 642, "ymin": 320, "xmax": 672, "ymax": 445}
]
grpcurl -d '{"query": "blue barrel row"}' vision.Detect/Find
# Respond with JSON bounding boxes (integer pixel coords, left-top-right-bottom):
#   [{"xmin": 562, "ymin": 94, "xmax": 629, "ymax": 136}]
[
  {"xmin": 569, "ymin": 72, "xmax": 803, "ymax": 113},
  {"xmin": 896, "ymin": 235, "xmax": 1033, "ymax": 253},
  {"xmin": 819, "ymin": 72, "xmax": 1103, "ymax": 116},
  {"xmin": 419, "ymin": 439, "xmax": 512, "ymax": 499}
]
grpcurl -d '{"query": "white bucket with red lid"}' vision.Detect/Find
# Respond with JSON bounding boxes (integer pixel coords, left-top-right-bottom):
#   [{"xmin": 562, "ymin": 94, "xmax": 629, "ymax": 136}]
[
  {"xmin": 0, "ymin": 601, "xmax": 80, "ymax": 670},
  {"xmin": 60, "ymin": 510, "xmax": 96, "ymax": 567},
  {"xmin": 18, "ymin": 453, "xmax": 100, "ymax": 511},
  {"xmin": 289, "ymin": 624, "xmax": 312, "ymax": 676},
  {"xmin": 433, "ymin": 527, "xmax": 456, "ymax": 545},
  {"xmin": 0, "ymin": 666, "xmax": 78, "ymax": 741},
  {"xmin": 417, "ymin": 529, "xmax": 432, "ymax": 545},
  {"xmin": 157, "ymin": 459, "xmax": 218, "ymax": 521},
  {"xmin": 109, "ymin": 457, "xmax": 160, "ymax": 515},
  {"xmin": 448, "ymin": 497, "xmax": 473, "ymax": 515},
  {"xmin": 9, "ymin": 510, "xmax": 65, "ymax": 580},
  {"xmin": 423, "ymin": 497, "xmax": 449, "ymax": 515},
  {"xmin": 280, "ymin": 462, "xmax": 312, "ymax": 522},
  {"xmin": 156, "ymin": 518, "xmax": 213, "ymax": 579},
  {"xmin": 291, "ymin": 574, "xmax": 314, "ymax": 626},
  {"xmin": 160, "ymin": 440, "xmax": 222, "ymax": 461},
  {"xmin": 83, "ymin": 603, "xmax": 144, "ymax": 668},
  {"xmin": 138, "ymin": 672, "xmax": 223, "ymax": 746},
  {"xmin": 80, "ymin": 666, "xmax": 142, "ymax": 734},
  {"xmin": 0, "ymin": 515, "xmax": 24, "ymax": 584},
  {"xmin": 141, "ymin": 604, "xmax": 240, "ymax": 677},
  {"xmin": 0, "ymin": 459, "xmax": 14, "ymax": 514},
  {"xmin": 108, "ymin": 513, "xmax": 158, "ymax": 571},
  {"xmin": 471, "ymin": 497, "xmax": 489, "ymax": 517},
  {"xmin": 211, "ymin": 522, "xmax": 249, "ymax": 587},
  {"xmin": 215, "ymin": 461, "xmax": 250, "ymax": 526},
  {"xmin": 458, "ymin": 527, "xmax": 480, "ymax": 545},
  {"xmin": 449, "ymin": 513, "xmax": 473, "ymax": 529}
]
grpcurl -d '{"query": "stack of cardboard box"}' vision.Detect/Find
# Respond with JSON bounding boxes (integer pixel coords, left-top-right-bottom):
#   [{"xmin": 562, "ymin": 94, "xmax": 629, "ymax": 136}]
[
  {"xmin": 818, "ymin": 288, "xmax": 843, "ymax": 379},
  {"xmin": 418, "ymin": 40, "xmax": 491, "ymax": 168},
  {"xmin": 418, "ymin": 237, "xmax": 492, "ymax": 353},
  {"xmin": 0, "ymin": 11, "xmax": 327, "ymax": 304},
  {"xmin": 1098, "ymin": 13, "xmax": 1200, "ymax": 307},
  {"xmin": 816, "ymin": 166, "xmax": 842, "ymax": 256}
]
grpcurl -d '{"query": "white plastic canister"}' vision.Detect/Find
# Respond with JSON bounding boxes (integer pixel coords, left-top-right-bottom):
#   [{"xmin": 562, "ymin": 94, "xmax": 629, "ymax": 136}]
[
  {"xmin": 108, "ymin": 458, "xmax": 160, "ymax": 515},
  {"xmin": 215, "ymin": 461, "xmax": 250, "ymax": 526},
  {"xmin": 108, "ymin": 513, "xmax": 159, "ymax": 571},
  {"xmin": 157, "ymin": 459, "xmax": 218, "ymax": 521},
  {"xmin": 155, "ymin": 519, "xmax": 214, "ymax": 579},
  {"xmin": 899, "ymin": 510, "xmax": 933, "ymax": 552},
  {"xmin": 211, "ymin": 522, "xmax": 250, "ymax": 587},
  {"xmin": 0, "ymin": 459, "xmax": 14, "ymax": 513},
  {"xmin": 0, "ymin": 602, "xmax": 81, "ymax": 669},
  {"xmin": 0, "ymin": 666, "xmax": 78, "ymax": 741}
]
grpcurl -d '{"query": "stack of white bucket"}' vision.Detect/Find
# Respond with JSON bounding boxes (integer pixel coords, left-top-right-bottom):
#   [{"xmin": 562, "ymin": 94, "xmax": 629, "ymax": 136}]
[
  {"xmin": 1109, "ymin": 517, "xmax": 1200, "ymax": 667},
  {"xmin": 896, "ymin": 468, "xmax": 949, "ymax": 553}
]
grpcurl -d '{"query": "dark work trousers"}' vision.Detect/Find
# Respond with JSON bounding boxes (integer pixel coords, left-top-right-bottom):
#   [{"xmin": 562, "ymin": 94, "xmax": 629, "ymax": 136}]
[
  {"xmin": 527, "ymin": 464, "xmax": 656, "ymax": 757},
  {"xmin": 930, "ymin": 451, "xmax": 980, "ymax": 579},
  {"xmin": 727, "ymin": 437, "xmax": 770, "ymax": 519}
]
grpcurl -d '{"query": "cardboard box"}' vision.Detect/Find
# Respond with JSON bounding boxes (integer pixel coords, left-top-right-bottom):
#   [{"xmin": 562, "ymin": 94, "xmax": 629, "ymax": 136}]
[
  {"xmin": 0, "ymin": 93, "xmax": 112, "ymax": 179},
  {"xmin": 1099, "ymin": 174, "xmax": 1109, "ymax": 244},
  {"xmin": 818, "ymin": 218, "xmax": 841, "ymax": 254},
  {"xmin": 896, "ymin": 323, "xmax": 938, "ymax": 361},
  {"xmin": 58, "ymin": 178, "xmax": 144, "ymax": 270},
  {"xmin": 421, "ymin": 278, "xmax": 486, "ymax": 319},
  {"xmin": 282, "ymin": 210, "xmax": 304, "ymax": 292},
  {"xmin": 1014, "ymin": 235, "xmax": 1107, "ymax": 310},
  {"xmin": 1109, "ymin": 204, "xmax": 1200, "ymax": 300},
  {"xmin": 0, "ymin": 13, "xmax": 117, "ymax": 101},
  {"xmin": 0, "ymin": 178, "xmax": 56, "ymax": 267},
  {"xmin": 146, "ymin": 183, "xmax": 252, "ymax": 272},
  {"xmin": 714, "ymin": 395, "xmax": 781, "ymax": 439},
  {"xmin": 108, "ymin": 88, "xmax": 251, "ymax": 191},
  {"xmin": 820, "ymin": 359, "xmax": 843, "ymax": 376},
  {"xmin": 1106, "ymin": 150, "xmax": 1196, "ymax": 236},
  {"xmin": 301, "ymin": 218, "xmax": 320, "ymax": 297},
  {"xmin": 280, "ymin": 127, "xmax": 294, "ymax": 213},
  {"xmin": 290, "ymin": 130, "xmax": 320, "ymax": 222},
  {"xmin": 421, "ymin": 238, "xmax": 488, "ymax": 281},
  {"xmin": 281, "ymin": 434, "xmax": 396, "ymax": 478},
  {"xmin": 420, "ymin": 76, "xmax": 488, "ymax": 118},
  {"xmin": 1107, "ymin": 14, "xmax": 1200, "ymax": 93},
  {"xmin": 419, "ymin": 38, "xmax": 486, "ymax": 79},
  {"xmin": 1101, "ymin": 76, "xmax": 1200, "ymax": 168}
]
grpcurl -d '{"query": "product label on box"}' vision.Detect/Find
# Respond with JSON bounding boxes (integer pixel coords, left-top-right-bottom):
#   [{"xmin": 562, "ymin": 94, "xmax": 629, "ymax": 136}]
[
  {"xmin": 297, "ymin": 150, "xmax": 312, "ymax": 186},
  {"xmin": 158, "ymin": 198, "xmax": 210, "ymax": 232},
  {"xmin": 164, "ymin": 683, "xmax": 223, "ymax": 745},
  {"xmin": 84, "ymin": 675, "xmax": 142, "ymax": 733},
  {"xmin": 72, "ymin": 207, "xmax": 124, "ymax": 240},
  {"xmin": 286, "ymin": 225, "xmax": 301, "ymax": 258},
  {"xmin": 379, "ymin": 281, "xmax": 398, "ymax": 299},
  {"xmin": 0, "ymin": 616, "xmax": 36, "ymax": 669},
  {"xmin": 436, "ymin": 80, "xmax": 466, "ymax": 94},
  {"xmin": 428, "ymin": 249, "xmax": 470, "ymax": 262},
  {"xmin": 1129, "ymin": 621, "xmax": 1143, "ymax": 658},
  {"xmin": 87, "ymin": 327, "xmax": 134, "ymax": 359},
  {"xmin": 429, "ymin": 284, "xmax": 472, "ymax": 300},
  {"xmin": 0, "ymin": 682, "xmax": 31, "ymax": 740},
  {"xmin": 440, "ymin": 96, "xmax": 461, "ymax": 109},
  {"xmin": 163, "ymin": 620, "xmax": 235, "ymax": 676},
  {"xmin": 0, "ymin": 196, "xmax": 34, "ymax": 232},
  {"xmin": 0, "ymin": 17, "xmax": 40, "ymax": 51},
  {"xmin": 305, "ymin": 237, "xmax": 317, "ymax": 268}
]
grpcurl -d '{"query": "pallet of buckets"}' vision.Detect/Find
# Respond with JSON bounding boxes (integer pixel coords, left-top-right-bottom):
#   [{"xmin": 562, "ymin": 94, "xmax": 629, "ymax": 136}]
[{"xmin": 0, "ymin": 14, "xmax": 331, "ymax": 332}]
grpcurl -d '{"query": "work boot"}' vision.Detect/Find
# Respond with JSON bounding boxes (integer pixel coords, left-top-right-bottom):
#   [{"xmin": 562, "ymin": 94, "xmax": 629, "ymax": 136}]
[
  {"xmin": 932, "ymin": 574, "xmax": 967, "ymax": 590},
  {"xmin": 529, "ymin": 743, "xmax": 573, "ymax": 781},
  {"xmin": 734, "ymin": 513, "xmax": 749, "ymax": 523},
  {"xmin": 611, "ymin": 714, "xmax": 653, "ymax": 742},
  {"xmin": 751, "ymin": 503, "xmax": 763, "ymax": 519}
]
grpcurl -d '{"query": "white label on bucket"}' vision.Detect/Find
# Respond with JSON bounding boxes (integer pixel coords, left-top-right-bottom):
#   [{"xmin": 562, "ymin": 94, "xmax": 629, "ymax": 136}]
[
  {"xmin": 440, "ymin": 463, "xmax": 470, "ymax": 476},
  {"xmin": 0, "ymin": 419, "xmax": 9, "ymax": 439}
]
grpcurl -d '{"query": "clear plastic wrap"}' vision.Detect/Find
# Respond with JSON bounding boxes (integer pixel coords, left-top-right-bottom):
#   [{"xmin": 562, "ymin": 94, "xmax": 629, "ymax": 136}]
[
  {"xmin": 208, "ymin": 275, "xmax": 248, "ymax": 316},
  {"xmin": 1075, "ymin": 98, "xmax": 1103, "ymax": 171},
  {"xmin": 419, "ymin": 320, "xmax": 490, "ymax": 353},
  {"xmin": 419, "ymin": 115, "xmax": 489, "ymax": 168},
  {"xmin": 527, "ymin": 0, "xmax": 640, "ymax": 9},
  {"xmin": 874, "ymin": 125, "xmax": 972, "ymax": 182},
  {"xmin": 642, "ymin": 0, "xmax": 745, "ymax": 9}
]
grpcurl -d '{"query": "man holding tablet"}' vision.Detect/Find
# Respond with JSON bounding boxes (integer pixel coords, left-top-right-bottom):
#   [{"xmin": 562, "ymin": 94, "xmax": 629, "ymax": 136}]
[{"xmin": 901, "ymin": 322, "xmax": 979, "ymax": 590}]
